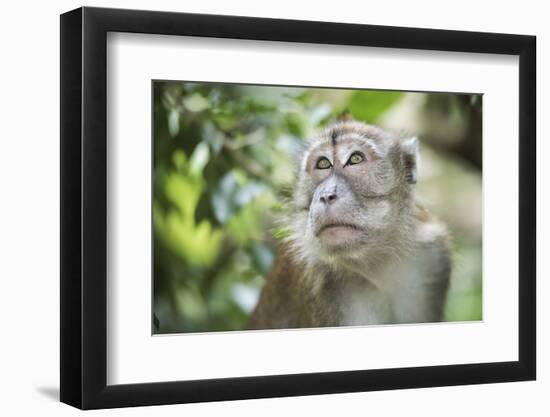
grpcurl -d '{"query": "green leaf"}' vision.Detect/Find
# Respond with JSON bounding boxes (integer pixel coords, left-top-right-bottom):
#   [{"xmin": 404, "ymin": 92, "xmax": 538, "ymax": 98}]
[
  {"xmin": 183, "ymin": 93, "xmax": 210, "ymax": 113},
  {"xmin": 347, "ymin": 91, "xmax": 403, "ymax": 122},
  {"xmin": 201, "ymin": 122, "xmax": 225, "ymax": 153},
  {"xmin": 189, "ymin": 142, "xmax": 210, "ymax": 176},
  {"xmin": 168, "ymin": 109, "xmax": 180, "ymax": 137},
  {"xmin": 172, "ymin": 150, "xmax": 188, "ymax": 171},
  {"xmin": 251, "ymin": 243, "xmax": 274, "ymax": 275}
]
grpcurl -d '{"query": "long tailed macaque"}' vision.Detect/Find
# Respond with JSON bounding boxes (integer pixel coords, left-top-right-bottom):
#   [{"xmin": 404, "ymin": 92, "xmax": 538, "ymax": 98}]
[{"xmin": 249, "ymin": 119, "xmax": 451, "ymax": 329}]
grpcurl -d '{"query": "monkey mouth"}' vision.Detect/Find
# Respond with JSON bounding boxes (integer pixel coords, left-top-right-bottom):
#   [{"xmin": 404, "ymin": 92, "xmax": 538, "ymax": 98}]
[{"xmin": 316, "ymin": 223, "xmax": 364, "ymax": 237}]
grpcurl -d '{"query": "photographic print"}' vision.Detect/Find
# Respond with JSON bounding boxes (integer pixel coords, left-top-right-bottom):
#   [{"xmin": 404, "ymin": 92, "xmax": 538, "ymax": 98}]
[
  {"xmin": 61, "ymin": 8, "xmax": 535, "ymax": 408},
  {"xmin": 152, "ymin": 81, "xmax": 482, "ymax": 334},
  {"xmin": 61, "ymin": 8, "xmax": 536, "ymax": 408}
]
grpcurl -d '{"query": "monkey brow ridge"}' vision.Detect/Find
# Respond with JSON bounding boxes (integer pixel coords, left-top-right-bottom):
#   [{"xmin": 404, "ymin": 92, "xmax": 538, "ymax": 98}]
[{"xmin": 327, "ymin": 131, "xmax": 384, "ymax": 159}]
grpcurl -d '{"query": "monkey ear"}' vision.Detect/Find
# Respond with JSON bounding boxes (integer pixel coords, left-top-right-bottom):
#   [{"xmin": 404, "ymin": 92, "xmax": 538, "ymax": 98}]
[{"xmin": 401, "ymin": 136, "xmax": 419, "ymax": 184}]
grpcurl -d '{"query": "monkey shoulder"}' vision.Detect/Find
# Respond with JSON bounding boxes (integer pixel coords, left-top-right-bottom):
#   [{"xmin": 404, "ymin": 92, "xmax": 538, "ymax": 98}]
[
  {"xmin": 410, "ymin": 203, "xmax": 451, "ymax": 273},
  {"xmin": 412, "ymin": 203, "xmax": 450, "ymax": 250},
  {"xmin": 388, "ymin": 204, "xmax": 451, "ymax": 322}
]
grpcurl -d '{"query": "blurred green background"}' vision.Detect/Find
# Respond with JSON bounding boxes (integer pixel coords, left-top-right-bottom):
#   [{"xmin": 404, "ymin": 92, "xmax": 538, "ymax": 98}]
[{"xmin": 153, "ymin": 81, "xmax": 482, "ymax": 334}]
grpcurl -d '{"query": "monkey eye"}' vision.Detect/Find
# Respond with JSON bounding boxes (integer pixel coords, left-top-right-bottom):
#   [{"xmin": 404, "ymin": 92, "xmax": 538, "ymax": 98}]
[
  {"xmin": 347, "ymin": 152, "xmax": 365, "ymax": 165},
  {"xmin": 316, "ymin": 157, "xmax": 332, "ymax": 169}
]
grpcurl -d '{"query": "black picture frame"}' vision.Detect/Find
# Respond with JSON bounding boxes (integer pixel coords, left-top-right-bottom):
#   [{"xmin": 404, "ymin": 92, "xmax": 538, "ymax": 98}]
[{"xmin": 60, "ymin": 6, "xmax": 536, "ymax": 410}]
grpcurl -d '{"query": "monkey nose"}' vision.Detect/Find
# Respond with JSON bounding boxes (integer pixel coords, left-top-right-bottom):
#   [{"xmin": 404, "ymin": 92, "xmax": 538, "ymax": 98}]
[{"xmin": 320, "ymin": 192, "xmax": 338, "ymax": 205}]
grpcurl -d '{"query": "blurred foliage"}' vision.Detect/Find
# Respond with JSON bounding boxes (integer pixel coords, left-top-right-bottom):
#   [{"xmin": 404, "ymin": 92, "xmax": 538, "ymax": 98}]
[{"xmin": 153, "ymin": 81, "xmax": 482, "ymax": 333}]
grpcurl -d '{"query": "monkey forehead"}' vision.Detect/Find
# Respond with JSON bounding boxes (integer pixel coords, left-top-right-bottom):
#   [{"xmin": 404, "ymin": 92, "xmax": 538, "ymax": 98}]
[
  {"xmin": 299, "ymin": 121, "xmax": 400, "ymax": 171},
  {"xmin": 300, "ymin": 133, "xmax": 393, "ymax": 170},
  {"xmin": 312, "ymin": 122, "xmax": 396, "ymax": 151}
]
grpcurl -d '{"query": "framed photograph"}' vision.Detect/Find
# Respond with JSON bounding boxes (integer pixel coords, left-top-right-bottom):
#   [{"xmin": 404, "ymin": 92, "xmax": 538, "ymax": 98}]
[{"xmin": 60, "ymin": 6, "xmax": 536, "ymax": 409}]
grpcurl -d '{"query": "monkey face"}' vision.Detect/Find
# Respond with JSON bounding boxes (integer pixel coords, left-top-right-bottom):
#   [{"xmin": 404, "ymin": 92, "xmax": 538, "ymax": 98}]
[{"xmin": 291, "ymin": 121, "xmax": 418, "ymax": 262}]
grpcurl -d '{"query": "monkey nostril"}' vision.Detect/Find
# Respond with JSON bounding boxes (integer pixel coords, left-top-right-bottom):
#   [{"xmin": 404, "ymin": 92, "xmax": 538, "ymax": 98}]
[{"xmin": 320, "ymin": 193, "xmax": 338, "ymax": 205}]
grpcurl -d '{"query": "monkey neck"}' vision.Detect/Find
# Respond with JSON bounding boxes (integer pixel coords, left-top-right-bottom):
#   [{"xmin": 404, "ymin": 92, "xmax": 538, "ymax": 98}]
[
  {"xmin": 312, "ymin": 265, "xmax": 397, "ymax": 326},
  {"xmin": 306, "ymin": 213, "xmax": 416, "ymax": 291}
]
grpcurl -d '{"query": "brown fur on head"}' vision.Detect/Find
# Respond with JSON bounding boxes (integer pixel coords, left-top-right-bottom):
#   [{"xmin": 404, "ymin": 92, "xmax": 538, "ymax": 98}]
[{"xmin": 288, "ymin": 120, "xmax": 419, "ymax": 270}]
